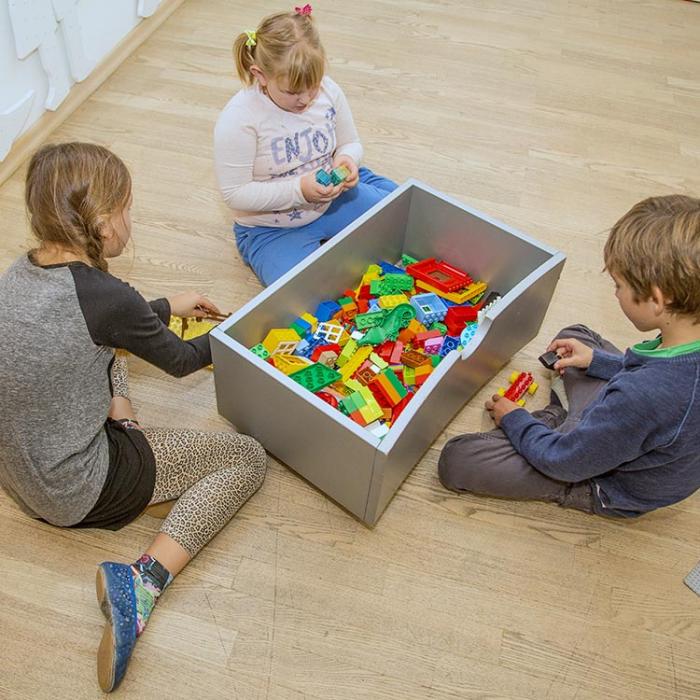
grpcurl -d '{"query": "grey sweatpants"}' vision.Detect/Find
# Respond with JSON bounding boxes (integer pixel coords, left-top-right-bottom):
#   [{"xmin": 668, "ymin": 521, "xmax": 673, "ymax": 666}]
[{"xmin": 438, "ymin": 325, "xmax": 622, "ymax": 514}]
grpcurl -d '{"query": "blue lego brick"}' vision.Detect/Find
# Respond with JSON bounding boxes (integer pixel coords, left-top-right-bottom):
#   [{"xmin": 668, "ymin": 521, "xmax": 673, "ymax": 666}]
[
  {"xmin": 315, "ymin": 170, "xmax": 332, "ymax": 186},
  {"xmin": 294, "ymin": 336, "xmax": 324, "ymax": 358},
  {"xmin": 379, "ymin": 260, "xmax": 405, "ymax": 275},
  {"xmin": 316, "ymin": 300, "xmax": 341, "ymax": 322},
  {"xmin": 460, "ymin": 322, "xmax": 478, "ymax": 346},
  {"xmin": 293, "ymin": 338, "xmax": 311, "ymax": 357},
  {"xmin": 410, "ymin": 293, "xmax": 448, "ymax": 325},
  {"xmin": 439, "ymin": 335, "xmax": 460, "ymax": 357},
  {"xmin": 290, "ymin": 317, "xmax": 312, "ymax": 338}
]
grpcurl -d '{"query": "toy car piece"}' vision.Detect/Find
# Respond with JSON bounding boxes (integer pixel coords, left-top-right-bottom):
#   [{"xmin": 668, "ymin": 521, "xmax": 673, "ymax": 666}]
[{"xmin": 498, "ymin": 370, "xmax": 538, "ymax": 406}]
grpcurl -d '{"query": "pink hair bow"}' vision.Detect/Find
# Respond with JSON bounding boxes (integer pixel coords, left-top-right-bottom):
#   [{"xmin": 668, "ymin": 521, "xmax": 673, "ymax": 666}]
[{"xmin": 295, "ymin": 4, "xmax": 312, "ymax": 15}]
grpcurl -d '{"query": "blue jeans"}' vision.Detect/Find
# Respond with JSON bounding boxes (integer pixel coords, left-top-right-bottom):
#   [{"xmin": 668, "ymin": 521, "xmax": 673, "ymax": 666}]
[{"xmin": 234, "ymin": 167, "xmax": 398, "ymax": 286}]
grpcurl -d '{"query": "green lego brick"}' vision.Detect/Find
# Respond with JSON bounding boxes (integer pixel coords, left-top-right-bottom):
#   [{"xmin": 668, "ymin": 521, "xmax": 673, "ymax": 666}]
[
  {"xmin": 370, "ymin": 274, "xmax": 414, "ymax": 296},
  {"xmin": 430, "ymin": 322, "xmax": 447, "ymax": 335},
  {"xmin": 383, "ymin": 368, "xmax": 407, "ymax": 396},
  {"xmin": 401, "ymin": 253, "xmax": 419, "ymax": 266},
  {"xmin": 430, "ymin": 354, "xmax": 442, "ymax": 367},
  {"xmin": 330, "ymin": 166, "xmax": 350, "ymax": 185},
  {"xmin": 355, "ymin": 310, "xmax": 388, "ymax": 330},
  {"xmin": 289, "ymin": 363, "xmax": 341, "ymax": 393},
  {"xmin": 340, "ymin": 391, "xmax": 364, "ymax": 415},
  {"xmin": 290, "ymin": 321, "xmax": 308, "ymax": 338},
  {"xmin": 250, "ymin": 343, "xmax": 270, "ymax": 359}
]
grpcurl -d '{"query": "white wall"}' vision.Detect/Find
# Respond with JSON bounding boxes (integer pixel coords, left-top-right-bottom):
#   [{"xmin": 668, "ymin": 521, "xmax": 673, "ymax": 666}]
[{"xmin": 0, "ymin": 0, "xmax": 163, "ymax": 161}]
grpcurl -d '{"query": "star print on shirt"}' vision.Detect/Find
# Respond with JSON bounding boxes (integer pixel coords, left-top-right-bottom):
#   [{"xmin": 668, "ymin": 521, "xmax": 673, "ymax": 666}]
[
  {"xmin": 325, "ymin": 107, "xmax": 336, "ymax": 121},
  {"xmin": 288, "ymin": 209, "xmax": 302, "ymax": 221}
]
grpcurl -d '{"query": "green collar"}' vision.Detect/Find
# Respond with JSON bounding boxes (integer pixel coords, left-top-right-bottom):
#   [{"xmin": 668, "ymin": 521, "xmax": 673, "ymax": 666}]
[{"xmin": 632, "ymin": 337, "xmax": 700, "ymax": 358}]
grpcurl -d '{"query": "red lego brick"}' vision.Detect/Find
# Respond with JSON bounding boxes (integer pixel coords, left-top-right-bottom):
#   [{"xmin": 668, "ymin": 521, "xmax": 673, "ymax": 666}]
[
  {"xmin": 406, "ymin": 258, "xmax": 473, "ymax": 292},
  {"xmin": 414, "ymin": 329, "xmax": 442, "ymax": 348},
  {"xmin": 445, "ymin": 305, "xmax": 479, "ymax": 336}
]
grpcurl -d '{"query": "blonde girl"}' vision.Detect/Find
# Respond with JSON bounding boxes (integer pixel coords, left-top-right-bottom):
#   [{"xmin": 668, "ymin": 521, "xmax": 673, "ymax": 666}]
[{"xmin": 215, "ymin": 5, "xmax": 397, "ymax": 286}]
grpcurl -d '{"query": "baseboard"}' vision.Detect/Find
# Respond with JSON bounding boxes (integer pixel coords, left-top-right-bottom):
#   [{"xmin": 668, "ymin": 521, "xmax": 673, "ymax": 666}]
[{"xmin": 0, "ymin": 0, "xmax": 186, "ymax": 187}]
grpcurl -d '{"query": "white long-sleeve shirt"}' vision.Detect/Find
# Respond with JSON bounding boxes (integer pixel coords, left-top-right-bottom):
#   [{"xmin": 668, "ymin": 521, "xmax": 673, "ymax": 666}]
[{"xmin": 214, "ymin": 75, "xmax": 363, "ymax": 229}]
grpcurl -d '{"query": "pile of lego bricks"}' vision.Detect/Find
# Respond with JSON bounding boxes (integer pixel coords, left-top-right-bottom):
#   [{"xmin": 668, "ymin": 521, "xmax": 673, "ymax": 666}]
[{"xmin": 249, "ymin": 254, "xmax": 499, "ymax": 439}]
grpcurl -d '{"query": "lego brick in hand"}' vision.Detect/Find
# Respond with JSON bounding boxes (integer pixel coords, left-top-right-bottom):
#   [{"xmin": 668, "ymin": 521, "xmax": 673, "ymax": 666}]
[
  {"xmin": 538, "ymin": 350, "xmax": 561, "ymax": 370},
  {"xmin": 497, "ymin": 370, "xmax": 539, "ymax": 407},
  {"xmin": 169, "ymin": 316, "xmax": 217, "ymax": 341},
  {"xmin": 315, "ymin": 169, "xmax": 333, "ymax": 187},
  {"xmin": 330, "ymin": 165, "xmax": 351, "ymax": 185}
]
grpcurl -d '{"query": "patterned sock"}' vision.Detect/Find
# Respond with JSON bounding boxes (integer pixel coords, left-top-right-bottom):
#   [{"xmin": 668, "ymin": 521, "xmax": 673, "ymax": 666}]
[{"xmin": 130, "ymin": 554, "xmax": 173, "ymax": 636}]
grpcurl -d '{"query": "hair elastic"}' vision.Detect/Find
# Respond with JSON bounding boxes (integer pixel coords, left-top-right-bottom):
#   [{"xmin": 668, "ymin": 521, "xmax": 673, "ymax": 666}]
[
  {"xmin": 294, "ymin": 4, "xmax": 312, "ymax": 15},
  {"xmin": 244, "ymin": 29, "xmax": 257, "ymax": 47}
]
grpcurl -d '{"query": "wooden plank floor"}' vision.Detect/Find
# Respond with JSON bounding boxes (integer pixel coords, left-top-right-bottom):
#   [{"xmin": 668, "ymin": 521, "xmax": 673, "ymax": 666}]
[{"xmin": 1, "ymin": 1, "xmax": 699, "ymax": 697}]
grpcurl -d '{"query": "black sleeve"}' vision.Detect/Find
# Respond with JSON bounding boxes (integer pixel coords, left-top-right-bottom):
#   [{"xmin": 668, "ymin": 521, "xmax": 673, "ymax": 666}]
[
  {"xmin": 69, "ymin": 263, "xmax": 211, "ymax": 377},
  {"xmin": 149, "ymin": 298, "xmax": 171, "ymax": 325}
]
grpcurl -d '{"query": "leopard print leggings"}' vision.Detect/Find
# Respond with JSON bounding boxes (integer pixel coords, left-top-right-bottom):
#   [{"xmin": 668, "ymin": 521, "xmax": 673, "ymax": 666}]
[{"xmin": 111, "ymin": 355, "xmax": 266, "ymax": 557}]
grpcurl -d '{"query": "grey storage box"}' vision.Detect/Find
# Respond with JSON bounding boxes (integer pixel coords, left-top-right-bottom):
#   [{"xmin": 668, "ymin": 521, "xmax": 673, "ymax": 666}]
[{"xmin": 211, "ymin": 180, "xmax": 565, "ymax": 525}]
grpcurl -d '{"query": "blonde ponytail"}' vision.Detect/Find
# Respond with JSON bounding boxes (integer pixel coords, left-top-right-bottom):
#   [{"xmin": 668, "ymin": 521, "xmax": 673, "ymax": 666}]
[{"xmin": 231, "ymin": 10, "xmax": 326, "ymax": 91}]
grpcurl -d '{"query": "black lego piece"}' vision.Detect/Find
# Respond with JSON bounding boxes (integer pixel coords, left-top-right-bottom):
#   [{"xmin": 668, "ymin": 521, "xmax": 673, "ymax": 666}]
[{"xmin": 538, "ymin": 350, "xmax": 560, "ymax": 370}]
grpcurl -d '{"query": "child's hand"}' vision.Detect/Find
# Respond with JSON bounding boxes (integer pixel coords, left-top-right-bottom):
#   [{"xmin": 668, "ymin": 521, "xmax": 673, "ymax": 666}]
[
  {"xmin": 301, "ymin": 172, "xmax": 343, "ymax": 203},
  {"xmin": 547, "ymin": 337, "xmax": 594, "ymax": 374},
  {"xmin": 485, "ymin": 393, "xmax": 522, "ymax": 427},
  {"xmin": 167, "ymin": 291, "xmax": 221, "ymax": 319},
  {"xmin": 332, "ymin": 155, "xmax": 359, "ymax": 190}
]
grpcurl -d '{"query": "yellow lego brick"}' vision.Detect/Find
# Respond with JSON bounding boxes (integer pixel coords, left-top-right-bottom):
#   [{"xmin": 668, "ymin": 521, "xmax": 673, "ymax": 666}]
[
  {"xmin": 416, "ymin": 279, "xmax": 487, "ymax": 304},
  {"xmin": 356, "ymin": 264, "xmax": 383, "ymax": 293},
  {"xmin": 262, "ymin": 328, "xmax": 300, "ymax": 354},
  {"xmin": 169, "ymin": 317, "xmax": 216, "ymax": 371},
  {"xmin": 357, "ymin": 387, "xmax": 383, "ymax": 423},
  {"xmin": 378, "ymin": 293, "xmax": 410, "ymax": 309},
  {"xmin": 330, "ymin": 381, "xmax": 352, "ymax": 397},
  {"xmin": 339, "ymin": 346, "xmax": 373, "ymax": 382},
  {"xmin": 270, "ymin": 354, "xmax": 312, "ymax": 375},
  {"xmin": 169, "ymin": 317, "xmax": 216, "ymax": 341},
  {"xmin": 300, "ymin": 312, "xmax": 318, "ymax": 332},
  {"xmin": 344, "ymin": 378, "xmax": 364, "ymax": 393},
  {"xmin": 337, "ymin": 339, "xmax": 358, "ymax": 367},
  {"xmin": 369, "ymin": 352, "xmax": 388, "ymax": 369}
]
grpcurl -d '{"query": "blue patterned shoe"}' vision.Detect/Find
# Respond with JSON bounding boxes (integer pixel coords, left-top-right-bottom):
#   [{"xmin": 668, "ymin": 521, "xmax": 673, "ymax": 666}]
[{"xmin": 96, "ymin": 562, "xmax": 138, "ymax": 692}]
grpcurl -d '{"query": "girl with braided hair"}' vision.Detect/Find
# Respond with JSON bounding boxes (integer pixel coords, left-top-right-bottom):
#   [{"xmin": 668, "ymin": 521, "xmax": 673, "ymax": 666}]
[{"xmin": 0, "ymin": 142, "xmax": 267, "ymax": 692}]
